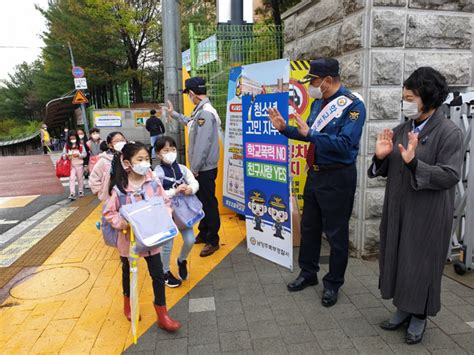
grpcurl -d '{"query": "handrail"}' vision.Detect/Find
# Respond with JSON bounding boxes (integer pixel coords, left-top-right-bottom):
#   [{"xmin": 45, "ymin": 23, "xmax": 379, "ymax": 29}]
[{"xmin": 0, "ymin": 131, "xmax": 41, "ymax": 147}]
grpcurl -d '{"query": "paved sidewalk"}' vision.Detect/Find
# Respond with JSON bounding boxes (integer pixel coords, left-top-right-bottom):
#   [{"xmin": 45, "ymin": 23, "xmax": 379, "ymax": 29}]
[{"xmin": 125, "ymin": 241, "xmax": 474, "ymax": 355}]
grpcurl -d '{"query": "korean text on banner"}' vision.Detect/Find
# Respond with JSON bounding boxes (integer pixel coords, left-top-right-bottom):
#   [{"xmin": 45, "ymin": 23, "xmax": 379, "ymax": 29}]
[
  {"xmin": 242, "ymin": 58, "xmax": 293, "ymax": 270},
  {"xmin": 223, "ymin": 67, "xmax": 245, "ymax": 214},
  {"xmin": 93, "ymin": 111, "xmax": 123, "ymax": 128},
  {"xmin": 289, "ymin": 61, "xmax": 313, "ymax": 213}
]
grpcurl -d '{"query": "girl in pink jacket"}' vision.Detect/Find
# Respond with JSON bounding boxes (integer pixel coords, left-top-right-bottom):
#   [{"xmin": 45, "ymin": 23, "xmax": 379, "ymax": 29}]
[
  {"xmin": 102, "ymin": 142, "xmax": 181, "ymax": 333},
  {"xmin": 89, "ymin": 131, "xmax": 126, "ymax": 201},
  {"xmin": 62, "ymin": 130, "xmax": 87, "ymax": 200}
]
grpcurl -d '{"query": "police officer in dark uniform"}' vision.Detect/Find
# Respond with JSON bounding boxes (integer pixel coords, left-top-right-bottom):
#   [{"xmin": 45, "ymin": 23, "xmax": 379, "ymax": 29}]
[{"xmin": 268, "ymin": 58, "xmax": 366, "ymax": 307}]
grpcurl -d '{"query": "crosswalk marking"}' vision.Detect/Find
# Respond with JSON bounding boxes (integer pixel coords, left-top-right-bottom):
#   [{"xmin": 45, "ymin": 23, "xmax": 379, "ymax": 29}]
[
  {"xmin": 0, "ymin": 207, "xmax": 77, "ymax": 267},
  {"xmin": 0, "ymin": 219, "xmax": 19, "ymax": 225}
]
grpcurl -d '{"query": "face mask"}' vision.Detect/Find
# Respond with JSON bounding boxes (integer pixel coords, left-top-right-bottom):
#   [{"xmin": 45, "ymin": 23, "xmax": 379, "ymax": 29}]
[
  {"xmin": 70, "ymin": 140, "xmax": 77, "ymax": 145},
  {"xmin": 78, "ymin": 134, "xmax": 84, "ymax": 139},
  {"xmin": 113, "ymin": 142, "xmax": 126, "ymax": 152},
  {"xmin": 132, "ymin": 161, "xmax": 151, "ymax": 176},
  {"xmin": 162, "ymin": 152, "xmax": 177, "ymax": 164},
  {"xmin": 91, "ymin": 134, "xmax": 99, "ymax": 140},
  {"xmin": 308, "ymin": 81, "xmax": 326, "ymax": 99},
  {"xmin": 402, "ymin": 100, "xmax": 422, "ymax": 120}
]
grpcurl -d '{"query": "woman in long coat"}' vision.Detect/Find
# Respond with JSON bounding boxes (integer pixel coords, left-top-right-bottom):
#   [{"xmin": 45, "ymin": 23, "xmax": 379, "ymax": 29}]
[{"xmin": 368, "ymin": 67, "xmax": 464, "ymax": 344}]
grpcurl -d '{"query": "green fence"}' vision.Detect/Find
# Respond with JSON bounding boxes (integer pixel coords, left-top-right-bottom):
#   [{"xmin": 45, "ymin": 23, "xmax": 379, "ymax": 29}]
[{"xmin": 188, "ymin": 24, "xmax": 283, "ymax": 126}]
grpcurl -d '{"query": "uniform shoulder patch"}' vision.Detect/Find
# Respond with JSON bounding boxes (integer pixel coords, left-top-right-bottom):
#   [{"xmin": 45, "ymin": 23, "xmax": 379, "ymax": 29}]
[
  {"xmin": 197, "ymin": 117, "xmax": 206, "ymax": 126},
  {"xmin": 349, "ymin": 110, "xmax": 360, "ymax": 121}
]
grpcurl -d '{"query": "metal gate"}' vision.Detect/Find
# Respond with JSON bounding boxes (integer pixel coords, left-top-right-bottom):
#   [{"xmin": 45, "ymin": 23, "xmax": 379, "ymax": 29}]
[{"xmin": 446, "ymin": 92, "xmax": 474, "ymax": 275}]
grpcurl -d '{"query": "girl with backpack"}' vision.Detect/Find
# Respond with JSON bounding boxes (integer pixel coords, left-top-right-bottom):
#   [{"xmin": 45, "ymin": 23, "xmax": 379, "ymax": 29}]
[
  {"xmin": 77, "ymin": 128, "xmax": 90, "ymax": 180},
  {"xmin": 89, "ymin": 131, "xmax": 126, "ymax": 201},
  {"xmin": 86, "ymin": 128, "xmax": 102, "ymax": 173},
  {"xmin": 62, "ymin": 130, "xmax": 87, "ymax": 200},
  {"xmin": 154, "ymin": 136, "xmax": 198, "ymax": 287},
  {"xmin": 102, "ymin": 142, "xmax": 181, "ymax": 332}
]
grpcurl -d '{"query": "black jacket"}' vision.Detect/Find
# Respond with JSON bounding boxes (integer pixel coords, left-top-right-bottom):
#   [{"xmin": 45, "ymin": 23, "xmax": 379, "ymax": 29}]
[{"xmin": 146, "ymin": 116, "xmax": 165, "ymax": 136}]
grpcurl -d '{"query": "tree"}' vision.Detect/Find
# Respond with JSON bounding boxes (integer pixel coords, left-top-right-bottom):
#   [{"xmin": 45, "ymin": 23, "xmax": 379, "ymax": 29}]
[
  {"xmin": 256, "ymin": 0, "xmax": 302, "ymax": 25},
  {"xmin": 180, "ymin": 0, "xmax": 216, "ymax": 51},
  {"xmin": 37, "ymin": 0, "xmax": 163, "ymax": 104},
  {"xmin": 0, "ymin": 61, "xmax": 44, "ymax": 121}
]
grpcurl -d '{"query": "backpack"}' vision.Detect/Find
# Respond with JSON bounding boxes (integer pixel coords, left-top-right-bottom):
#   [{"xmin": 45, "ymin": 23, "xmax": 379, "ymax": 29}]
[{"xmin": 100, "ymin": 179, "xmax": 160, "ymax": 248}]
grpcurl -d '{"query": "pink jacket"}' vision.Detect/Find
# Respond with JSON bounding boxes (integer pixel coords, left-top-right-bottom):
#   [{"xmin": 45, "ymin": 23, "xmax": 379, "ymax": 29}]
[
  {"xmin": 102, "ymin": 171, "xmax": 172, "ymax": 257},
  {"xmin": 89, "ymin": 152, "xmax": 114, "ymax": 201}
]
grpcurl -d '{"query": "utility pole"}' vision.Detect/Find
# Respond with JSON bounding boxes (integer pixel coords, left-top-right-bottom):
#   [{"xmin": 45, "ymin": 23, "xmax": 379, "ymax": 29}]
[
  {"xmin": 162, "ymin": 0, "xmax": 184, "ymax": 161},
  {"xmin": 67, "ymin": 42, "xmax": 90, "ymax": 134}
]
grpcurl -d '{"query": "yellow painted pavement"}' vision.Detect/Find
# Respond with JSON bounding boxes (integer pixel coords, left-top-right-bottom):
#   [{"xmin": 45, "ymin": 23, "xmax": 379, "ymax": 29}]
[
  {"xmin": 0, "ymin": 205, "xmax": 246, "ymax": 354},
  {"xmin": 0, "ymin": 195, "xmax": 39, "ymax": 209}
]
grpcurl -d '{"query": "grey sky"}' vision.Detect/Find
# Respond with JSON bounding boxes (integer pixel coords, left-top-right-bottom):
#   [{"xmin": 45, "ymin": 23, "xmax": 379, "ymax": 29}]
[{"xmin": 0, "ymin": 0, "xmax": 49, "ymax": 81}]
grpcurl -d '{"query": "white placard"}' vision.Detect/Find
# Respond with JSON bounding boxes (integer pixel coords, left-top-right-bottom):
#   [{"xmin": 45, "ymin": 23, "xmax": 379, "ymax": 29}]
[{"xmin": 74, "ymin": 78, "xmax": 88, "ymax": 90}]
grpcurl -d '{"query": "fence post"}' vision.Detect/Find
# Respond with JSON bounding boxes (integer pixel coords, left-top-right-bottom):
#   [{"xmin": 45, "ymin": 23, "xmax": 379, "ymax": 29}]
[{"xmin": 189, "ymin": 23, "xmax": 198, "ymax": 77}]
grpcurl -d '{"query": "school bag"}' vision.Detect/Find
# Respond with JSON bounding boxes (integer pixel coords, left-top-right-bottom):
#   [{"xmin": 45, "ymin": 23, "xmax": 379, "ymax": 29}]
[
  {"xmin": 56, "ymin": 157, "xmax": 71, "ymax": 178},
  {"xmin": 118, "ymin": 179, "xmax": 178, "ymax": 253},
  {"xmin": 100, "ymin": 193, "xmax": 128, "ymax": 247},
  {"xmin": 154, "ymin": 165, "xmax": 205, "ymax": 230},
  {"xmin": 172, "ymin": 194, "xmax": 205, "ymax": 230}
]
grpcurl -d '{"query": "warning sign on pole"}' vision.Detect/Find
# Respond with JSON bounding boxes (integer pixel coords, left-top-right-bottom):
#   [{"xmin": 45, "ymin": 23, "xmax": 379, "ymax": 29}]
[{"xmin": 72, "ymin": 90, "xmax": 89, "ymax": 105}]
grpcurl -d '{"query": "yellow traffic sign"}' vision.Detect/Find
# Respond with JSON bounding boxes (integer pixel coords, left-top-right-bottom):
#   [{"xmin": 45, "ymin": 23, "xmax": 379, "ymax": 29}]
[{"xmin": 72, "ymin": 90, "xmax": 88, "ymax": 105}]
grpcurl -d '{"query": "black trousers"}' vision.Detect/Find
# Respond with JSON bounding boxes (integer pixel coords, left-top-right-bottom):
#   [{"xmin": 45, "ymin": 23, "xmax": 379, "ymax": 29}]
[
  {"xmin": 196, "ymin": 168, "xmax": 221, "ymax": 246},
  {"xmin": 298, "ymin": 165, "xmax": 357, "ymax": 292},
  {"xmin": 121, "ymin": 254, "xmax": 166, "ymax": 306}
]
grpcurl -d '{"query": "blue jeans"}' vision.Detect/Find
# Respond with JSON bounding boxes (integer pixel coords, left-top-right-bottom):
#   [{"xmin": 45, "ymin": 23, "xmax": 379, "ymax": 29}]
[
  {"xmin": 161, "ymin": 228, "xmax": 195, "ymax": 273},
  {"xmin": 150, "ymin": 134, "xmax": 163, "ymax": 159}
]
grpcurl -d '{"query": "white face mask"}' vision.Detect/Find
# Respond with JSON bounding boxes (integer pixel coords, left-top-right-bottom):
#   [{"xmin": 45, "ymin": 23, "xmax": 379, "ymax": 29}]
[
  {"xmin": 308, "ymin": 84, "xmax": 323, "ymax": 99},
  {"xmin": 91, "ymin": 134, "xmax": 99, "ymax": 140},
  {"xmin": 113, "ymin": 142, "xmax": 126, "ymax": 152},
  {"xmin": 162, "ymin": 152, "xmax": 177, "ymax": 164},
  {"xmin": 132, "ymin": 161, "xmax": 151, "ymax": 175},
  {"xmin": 70, "ymin": 140, "xmax": 77, "ymax": 145},
  {"xmin": 78, "ymin": 134, "xmax": 84, "ymax": 139},
  {"xmin": 402, "ymin": 100, "xmax": 422, "ymax": 120}
]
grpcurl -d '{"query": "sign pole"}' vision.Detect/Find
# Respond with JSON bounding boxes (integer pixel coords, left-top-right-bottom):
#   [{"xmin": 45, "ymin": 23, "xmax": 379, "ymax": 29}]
[{"xmin": 68, "ymin": 42, "xmax": 90, "ymax": 134}]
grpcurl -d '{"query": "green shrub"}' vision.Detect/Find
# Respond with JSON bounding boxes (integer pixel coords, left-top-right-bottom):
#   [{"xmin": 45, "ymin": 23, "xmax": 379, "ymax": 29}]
[{"xmin": 0, "ymin": 119, "xmax": 41, "ymax": 141}]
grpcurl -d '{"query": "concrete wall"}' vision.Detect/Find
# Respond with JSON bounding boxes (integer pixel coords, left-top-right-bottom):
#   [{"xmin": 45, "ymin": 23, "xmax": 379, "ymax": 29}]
[{"xmin": 283, "ymin": 0, "xmax": 474, "ymax": 257}]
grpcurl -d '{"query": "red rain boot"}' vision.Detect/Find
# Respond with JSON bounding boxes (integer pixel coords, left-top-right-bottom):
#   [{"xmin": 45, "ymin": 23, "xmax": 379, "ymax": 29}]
[
  {"xmin": 123, "ymin": 296, "xmax": 141, "ymax": 322},
  {"xmin": 154, "ymin": 304, "xmax": 181, "ymax": 332},
  {"xmin": 123, "ymin": 296, "xmax": 131, "ymax": 321}
]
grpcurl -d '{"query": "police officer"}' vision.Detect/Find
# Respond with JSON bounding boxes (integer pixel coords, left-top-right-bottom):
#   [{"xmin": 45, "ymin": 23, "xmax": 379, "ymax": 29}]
[
  {"xmin": 268, "ymin": 58, "xmax": 366, "ymax": 307},
  {"xmin": 167, "ymin": 77, "xmax": 221, "ymax": 257}
]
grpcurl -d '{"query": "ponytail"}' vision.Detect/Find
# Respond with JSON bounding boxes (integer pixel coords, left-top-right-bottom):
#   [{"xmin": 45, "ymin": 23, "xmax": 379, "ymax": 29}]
[{"xmin": 109, "ymin": 152, "xmax": 128, "ymax": 195}]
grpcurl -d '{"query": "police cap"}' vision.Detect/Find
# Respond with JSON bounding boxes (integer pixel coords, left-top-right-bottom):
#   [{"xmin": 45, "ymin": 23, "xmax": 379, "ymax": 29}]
[{"xmin": 300, "ymin": 58, "xmax": 340, "ymax": 83}]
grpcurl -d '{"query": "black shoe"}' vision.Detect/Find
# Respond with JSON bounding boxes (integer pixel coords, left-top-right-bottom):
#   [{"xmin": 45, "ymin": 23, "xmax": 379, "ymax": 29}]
[
  {"xmin": 164, "ymin": 271, "xmax": 182, "ymax": 288},
  {"xmin": 287, "ymin": 276, "xmax": 318, "ymax": 292},
  {"xmin": 177, "ymin": 259, "xmax": 188, "ymax": 281},
  {"xmin": 405, "ymin": 320, "xmax": 427, "ymax": 345},
  {"xmin": 380, "ymin": 315, "xmax": 411, "ymax": 331},
  {"xmin": 195, "ymin": 234, "xmax": 206, "ymax": 244},
  {"xmin": 321, "ymin": 289, "xmax": 338, "ymax": 307}
]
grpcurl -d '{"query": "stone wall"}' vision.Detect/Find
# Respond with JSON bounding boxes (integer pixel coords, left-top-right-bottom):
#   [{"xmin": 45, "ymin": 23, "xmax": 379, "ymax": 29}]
[{"xmin": 282, "ymin": 0, "xmax": 474, "ymax": 257}]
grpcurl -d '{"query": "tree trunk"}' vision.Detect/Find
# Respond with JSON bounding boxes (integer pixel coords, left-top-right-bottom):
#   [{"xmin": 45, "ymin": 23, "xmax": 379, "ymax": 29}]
[{"xmin": 270, "ymin": 0, "xmax": 283, "ymax": 58}]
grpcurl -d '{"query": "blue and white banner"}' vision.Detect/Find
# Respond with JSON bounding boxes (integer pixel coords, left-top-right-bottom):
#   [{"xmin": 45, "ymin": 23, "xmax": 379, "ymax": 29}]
[
  {"xmin": 223, "ymin": 67, "xmax": 245, "ymax": 213},
  {"xmin": 242, "ymin": 58, "xmax": 293, "ymax": 270}
]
